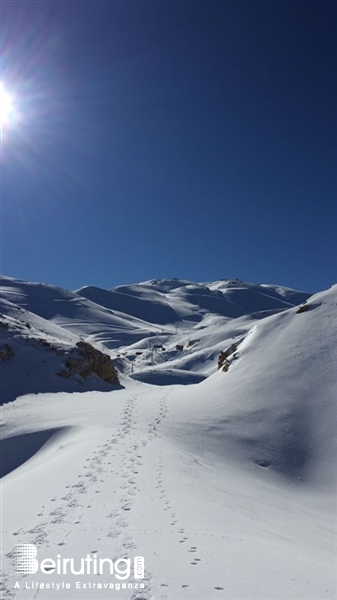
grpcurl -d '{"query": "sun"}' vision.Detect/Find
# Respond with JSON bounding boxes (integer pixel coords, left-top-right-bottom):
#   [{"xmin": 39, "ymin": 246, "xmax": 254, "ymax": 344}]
[{"xmin": 0, "ymin": 81, "xmax": 14, "ymax": 127}]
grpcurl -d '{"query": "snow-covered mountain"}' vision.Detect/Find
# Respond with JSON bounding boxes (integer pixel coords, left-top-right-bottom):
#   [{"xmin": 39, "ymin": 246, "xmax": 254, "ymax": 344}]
[
  {"xmin": 0, "ymin": 275, "xmax": 310, "ymax": 395},
  {"xmin": 1, "ymin": 275, "xmax": 336, "ymax": 600}
]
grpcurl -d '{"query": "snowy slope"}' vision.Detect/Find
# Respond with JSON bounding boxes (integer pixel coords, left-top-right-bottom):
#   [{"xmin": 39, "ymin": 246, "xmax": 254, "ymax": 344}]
[
  {"xmin": 0, "ymin": 277, "xmax": 166, "ymax": 352},
  {"xmin": 168, "ymin": 285, "xmax": 337, "ymax": 488},
  {"xmin": 75, "ymin": 285, "xmax": 183, "ymax": 325},
  {"xmin": 0, "ymin": 297, "xmax": 120, "ymax": 404},
  {"xmin": 1, "ymin": 276, "xmax": 336, "ymax": 600},
  {"xmin": 79, "ymin": 277, "xmax": 310, "ymax": 324}
]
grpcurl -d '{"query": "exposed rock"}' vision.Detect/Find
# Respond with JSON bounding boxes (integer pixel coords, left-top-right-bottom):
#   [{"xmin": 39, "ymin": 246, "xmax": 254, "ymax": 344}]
[
  {"xmin": 222, "ymin": 359, "xmax": 230, "ymax": 372},
  {"xmin": 57, "ymin": 341, "xmax": 118, "ymax": 384},
  {"xmin": 187, "ymin": 338, "xmax": 200, "ymax": 348},
  {"xmin": 296, "ymin": 303, "xmax": 310, "ymax": 314},
  {"xmin": 218, "ymin": 344, "xmax": 238, "ymax": 372},
  {"xmin": 0, "ymin": 344, "xmax": 14, "ymax": 361},
  {"xmin": 218, "ymin": 350, "xmax": 229, "ymax": 369}
]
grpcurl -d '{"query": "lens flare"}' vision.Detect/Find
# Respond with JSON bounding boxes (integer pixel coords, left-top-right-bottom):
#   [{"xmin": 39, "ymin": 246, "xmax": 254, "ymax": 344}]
[{"xmin": 0, "ymin": 81, "xmax": 14, "ymax": 127}]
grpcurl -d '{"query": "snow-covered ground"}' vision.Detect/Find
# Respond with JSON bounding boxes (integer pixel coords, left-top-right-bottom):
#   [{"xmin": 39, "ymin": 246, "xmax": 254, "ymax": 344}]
[{"xmin": 1, "ymin": 276, "xmax": 336, "ymax": 599}]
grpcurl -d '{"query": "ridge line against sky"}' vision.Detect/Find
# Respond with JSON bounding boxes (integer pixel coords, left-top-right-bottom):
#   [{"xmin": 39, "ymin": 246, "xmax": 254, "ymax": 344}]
[{"xmin": 1, "ymin": 1, "xmax": 336, "ymax": 293}]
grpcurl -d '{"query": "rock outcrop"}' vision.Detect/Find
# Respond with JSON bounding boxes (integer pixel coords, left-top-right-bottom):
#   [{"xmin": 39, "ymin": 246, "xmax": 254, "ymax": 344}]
[
  {"xmin": 218, "ymin": 343, "xmax": 238, "ymax": 372},
  {"xmin": 58, "ymin": 341, "xmax": 118, "ymax": 384},
  {"xmin": 296, "ymin": 302, "xmax": 310, "ymax": 314}
]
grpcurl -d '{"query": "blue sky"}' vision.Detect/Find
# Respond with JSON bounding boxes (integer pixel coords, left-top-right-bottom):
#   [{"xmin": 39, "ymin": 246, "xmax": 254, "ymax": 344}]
[{"xmin": 1, "ymin": 1, "xmax": 336, "ymax": 293}]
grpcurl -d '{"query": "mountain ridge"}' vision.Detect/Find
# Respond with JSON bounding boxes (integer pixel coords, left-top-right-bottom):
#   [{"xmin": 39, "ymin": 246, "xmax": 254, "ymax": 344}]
[{"xmin": 0, "ymin": 274, "xmax": 312, "ymax": 402}]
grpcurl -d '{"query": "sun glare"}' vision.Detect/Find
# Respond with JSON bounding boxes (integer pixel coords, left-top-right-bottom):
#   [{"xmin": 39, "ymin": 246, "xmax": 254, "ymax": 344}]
[{"xmin": 0, "ymin": 82, "xmax": 14, "ymax": 127}]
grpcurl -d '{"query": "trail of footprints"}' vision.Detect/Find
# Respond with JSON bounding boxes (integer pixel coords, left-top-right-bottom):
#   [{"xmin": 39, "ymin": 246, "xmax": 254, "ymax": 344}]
[
  {"xmin": 154, "ymin": 452, "xmax": 203, "ymax": 567},
  {"xmin": 147, "ymin": 396, "xmax": 169, "ymax": 441},
  {"xmin": 4, "ymin": 391, "xmax": 224, "ymax": 598},
  {"xmin": 151, "ymin": 443, "xmax": 225, "ymax": 594},
  {"xmin": 5, "ymin": 393, "xmax": 152, "ymax": 599}
]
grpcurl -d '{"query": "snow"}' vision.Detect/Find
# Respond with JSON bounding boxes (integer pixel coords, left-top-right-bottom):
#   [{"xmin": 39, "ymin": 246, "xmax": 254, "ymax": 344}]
[{"xmin": 1, "ymin": 276, "xmax": 336, "ymax": 599}]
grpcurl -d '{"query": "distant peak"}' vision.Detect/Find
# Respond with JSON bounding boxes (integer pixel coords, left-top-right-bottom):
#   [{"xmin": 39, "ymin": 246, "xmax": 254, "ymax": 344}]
[{"xmin": 220, "ymin": 278, "xmax": 245, "ymax": 285}]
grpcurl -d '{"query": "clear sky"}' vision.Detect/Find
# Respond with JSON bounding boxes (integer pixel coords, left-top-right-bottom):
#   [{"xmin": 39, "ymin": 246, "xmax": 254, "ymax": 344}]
[{"xmin": 1, "ymin": 1, "xmax": 336, "ymax": 293}]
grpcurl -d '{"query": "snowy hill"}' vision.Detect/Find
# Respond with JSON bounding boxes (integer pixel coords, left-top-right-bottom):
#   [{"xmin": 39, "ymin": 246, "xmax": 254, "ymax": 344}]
[
  {"xmin": 169, "ymin": 285, "xmax": 337, "ymax": 488},
  {"xmin": 0, "ymin": 295, "xmax": 120, "ymax": 404},
  {"xmin": 1, "ymin": 275, "xmax": 336, "ymax": 600}
]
